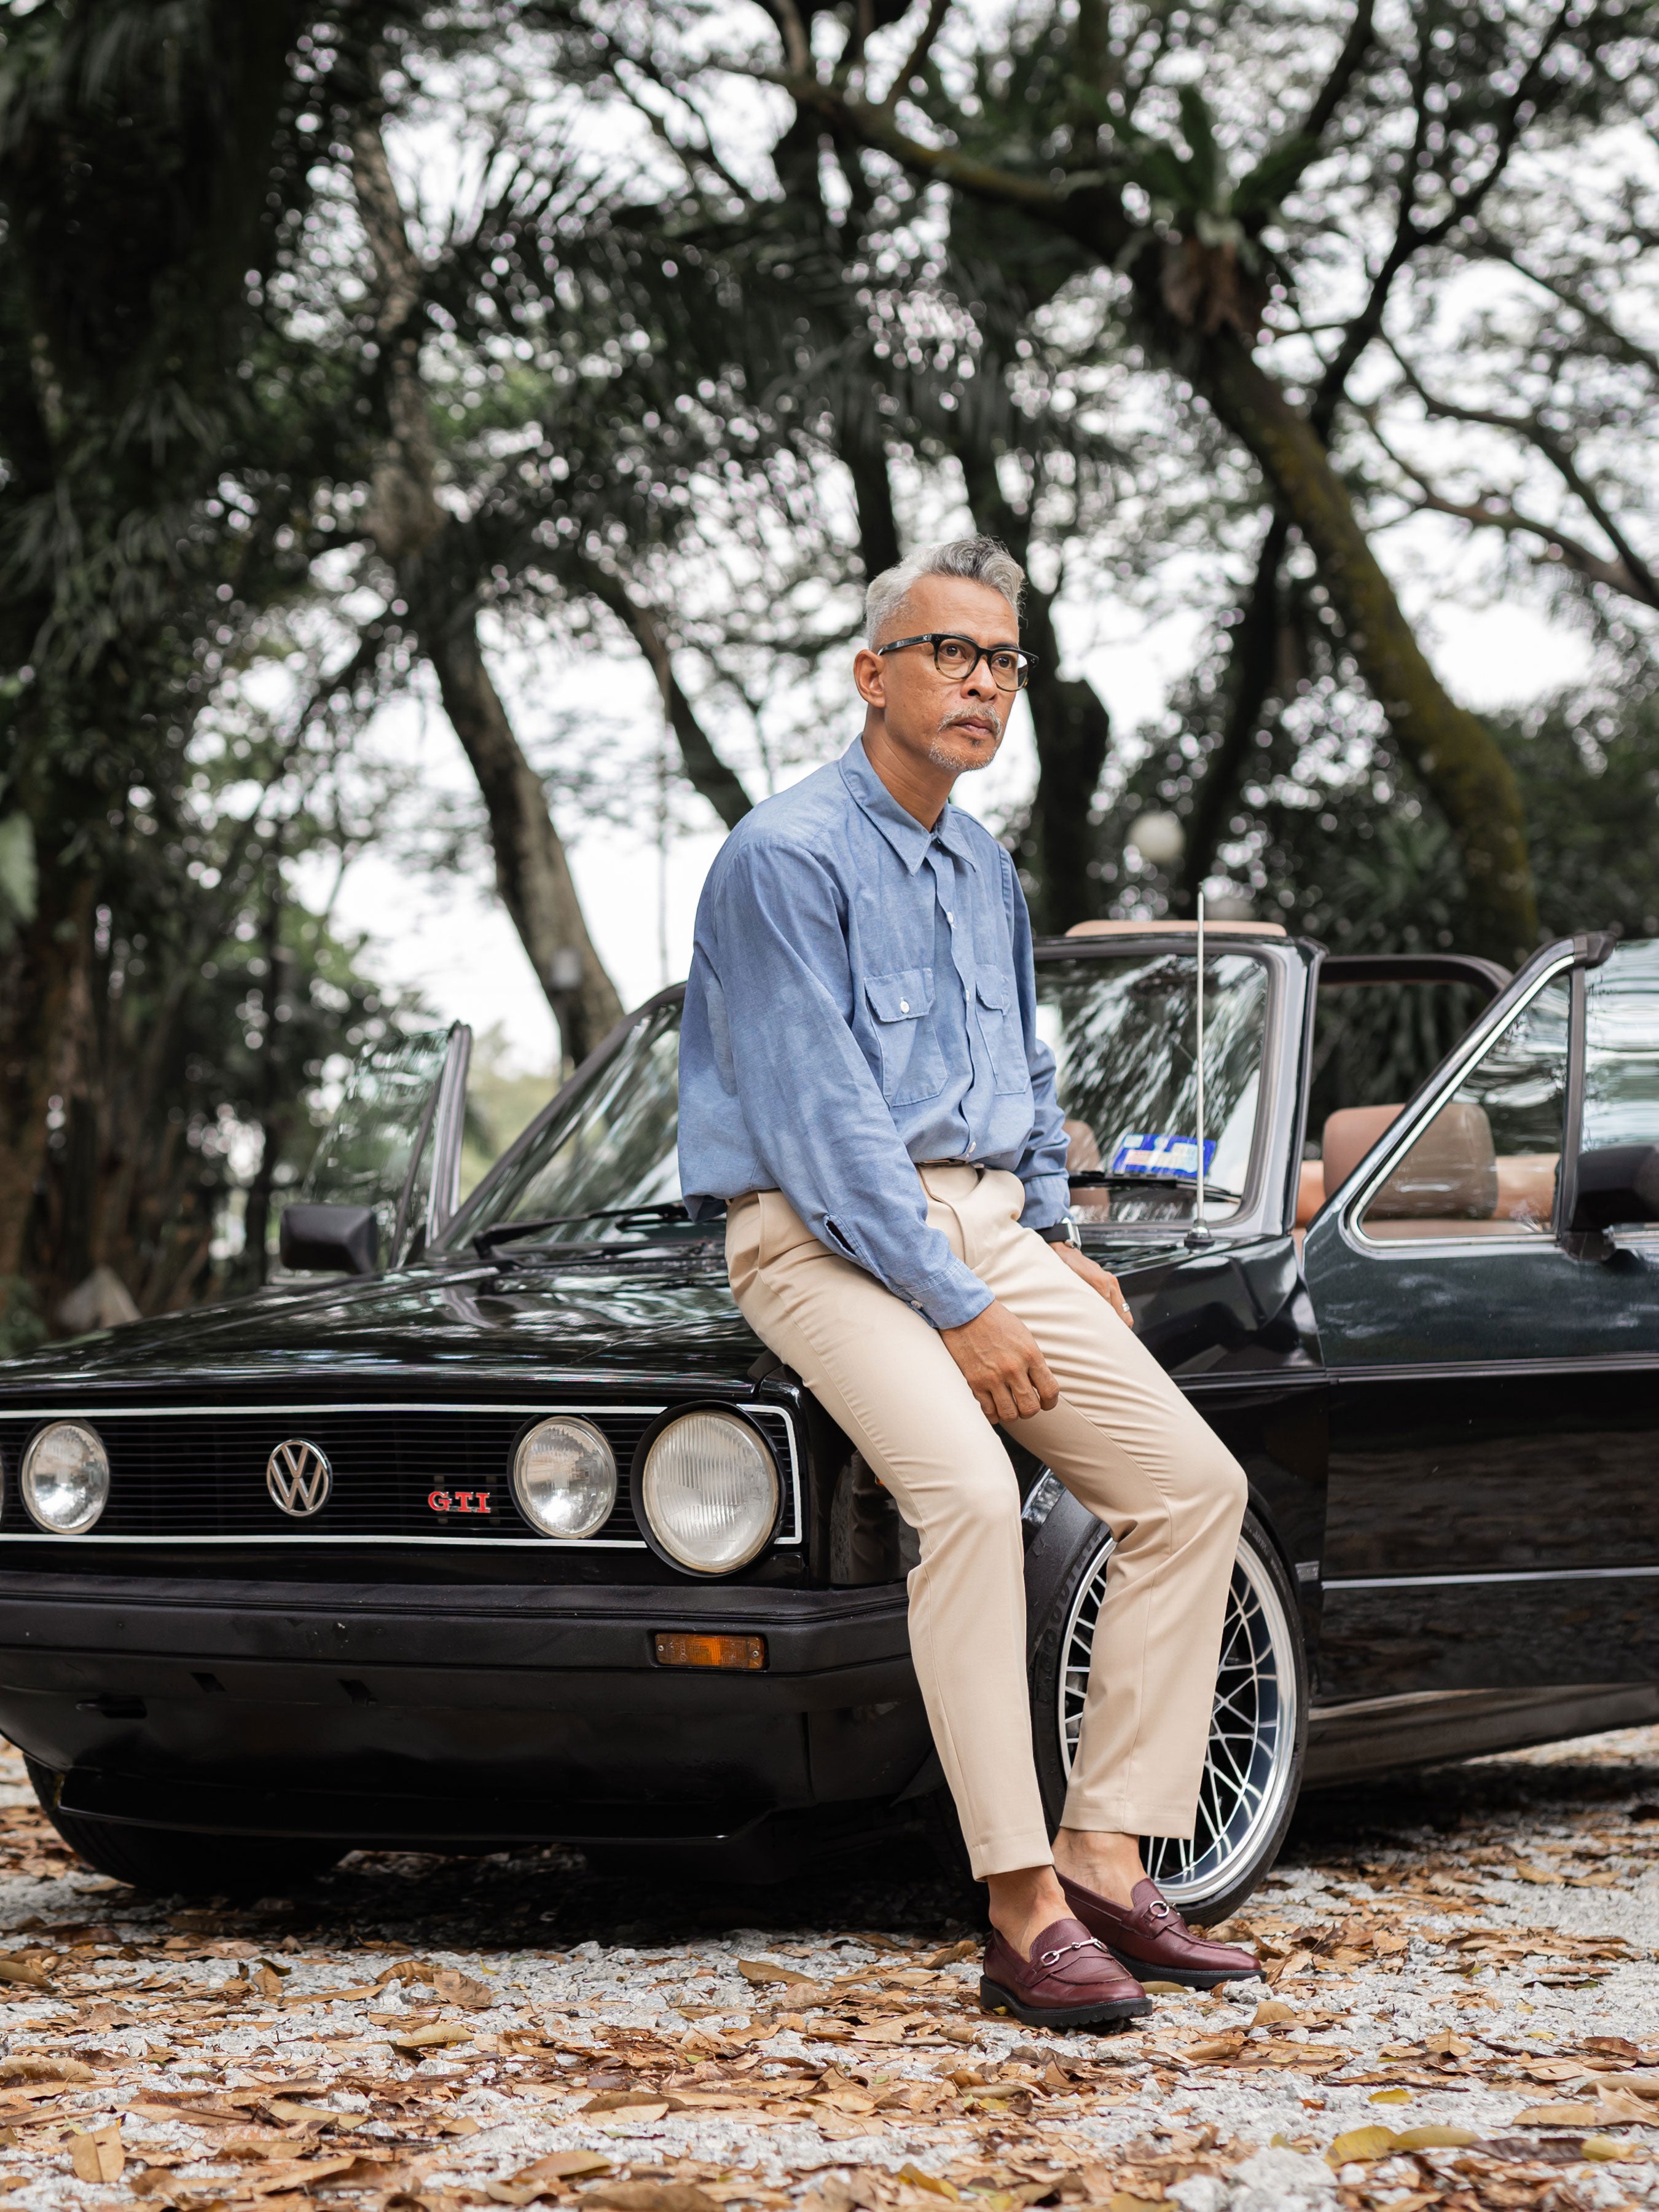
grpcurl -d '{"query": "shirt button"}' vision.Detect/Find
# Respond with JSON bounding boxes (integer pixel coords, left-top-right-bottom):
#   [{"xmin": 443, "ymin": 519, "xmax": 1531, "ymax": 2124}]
[
  {"xmin": 946, "ymin": 911, "xmax": 954, "ymax": 922},
  {"xmin": 900, "ymin": 999, "xmax": 909, "ymax": 1013}
]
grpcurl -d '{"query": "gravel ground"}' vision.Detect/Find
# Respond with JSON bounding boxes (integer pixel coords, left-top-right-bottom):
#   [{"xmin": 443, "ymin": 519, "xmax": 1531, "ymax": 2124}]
[{"xmin": 2, "ymin": 1730, "xmax": 1659, "ymax": 2212}]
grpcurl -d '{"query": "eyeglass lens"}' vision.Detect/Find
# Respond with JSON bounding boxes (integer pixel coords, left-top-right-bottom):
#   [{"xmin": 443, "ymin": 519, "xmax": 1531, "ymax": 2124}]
[{"xmin": 933, "ymin": 636, "xmax": 1030, "ymax": 689}]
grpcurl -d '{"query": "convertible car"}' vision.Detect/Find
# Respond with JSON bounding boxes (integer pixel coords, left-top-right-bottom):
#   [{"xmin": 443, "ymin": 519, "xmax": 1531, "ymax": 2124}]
[{"xmin": 0, "ymin": 920, "xmax": 1655, "ymax": 1918}]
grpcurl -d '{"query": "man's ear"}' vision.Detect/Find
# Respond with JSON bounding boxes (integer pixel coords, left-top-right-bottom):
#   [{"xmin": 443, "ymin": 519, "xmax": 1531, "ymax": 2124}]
[{"xmin": 853, "ymin": 646, "xmax": 887, "ymax": 710}]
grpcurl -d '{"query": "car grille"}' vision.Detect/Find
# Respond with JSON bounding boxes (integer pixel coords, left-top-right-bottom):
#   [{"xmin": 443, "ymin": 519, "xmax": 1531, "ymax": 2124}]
[{"xmin": 0, "ymin": 1402, "xmax": 801, "ymax": 1550}]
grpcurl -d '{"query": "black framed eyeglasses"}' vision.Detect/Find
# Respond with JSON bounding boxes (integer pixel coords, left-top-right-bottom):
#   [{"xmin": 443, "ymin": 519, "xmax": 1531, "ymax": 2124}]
[{"xmin": 876, "ymin": 632, "xmax": 1038, "ymax": 691}]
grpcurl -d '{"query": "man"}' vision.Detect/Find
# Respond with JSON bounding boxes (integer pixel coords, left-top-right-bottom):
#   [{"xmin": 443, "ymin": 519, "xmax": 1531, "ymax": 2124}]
[{"xmin": 679, "ymin": 536, "xmax": 1257, "ymax": 2027}]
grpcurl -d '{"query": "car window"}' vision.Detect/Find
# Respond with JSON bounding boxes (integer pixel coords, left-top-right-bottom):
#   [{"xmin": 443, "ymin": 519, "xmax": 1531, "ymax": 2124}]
[
  {"xmin": 1354, "ymin": 975, "xmax": 1570, "ymax": 1242},
  {"xmin": 1034, "ymin": 952, "xmax": 1271, "ymax": 1225},
  {"xmin": 457, "ymin": 998, "xmax": 684, "ymax": 1247},
  {"xmin": 1583, "ymin": 941, "xmax": 1659, "ymax": 1155},
  {"xmin": 296, "ymin": 1025, "xmax": 459, "ymax": 1263}
]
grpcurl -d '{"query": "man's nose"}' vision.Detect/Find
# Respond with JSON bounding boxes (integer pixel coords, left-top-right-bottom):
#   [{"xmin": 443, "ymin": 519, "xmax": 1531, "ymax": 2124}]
[{"xmin": 961, "ymin": 656, "xmax": 998, "ymax": 698}]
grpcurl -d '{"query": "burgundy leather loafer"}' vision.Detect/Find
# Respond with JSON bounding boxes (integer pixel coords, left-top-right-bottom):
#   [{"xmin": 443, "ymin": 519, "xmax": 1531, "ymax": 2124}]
[
  {"xmin": 980, "ymin": 1915, "xmax": 1153, "ymax": 2029},
  {"xmin": 1058, "ymin": 1873, "xmax": 1263, "ymax": 1989}
]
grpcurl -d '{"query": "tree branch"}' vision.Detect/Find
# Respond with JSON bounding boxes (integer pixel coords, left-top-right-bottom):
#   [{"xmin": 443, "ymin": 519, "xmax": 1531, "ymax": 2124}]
[
  {"xmin": 1387, "ymin": 350, "xmax": 1659, "ymax": 607},
  {"xmin": 876, "ymin": 0, "xmax": 953, "ymax": 113},
  {"xmin": 579, "ymin": 559, "xmax": 754, "ymax": 830},
  {"xmin": 1369, "ymin": 422, "xmax": 1659, "ymax": 612}
]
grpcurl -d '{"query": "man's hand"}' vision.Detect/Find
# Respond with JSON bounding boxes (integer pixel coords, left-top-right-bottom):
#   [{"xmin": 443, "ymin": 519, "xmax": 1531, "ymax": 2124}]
[
  {"xmin": 1054, "ymin": 1243, "xmax": 1135, "ymax": 1328},
  {"xmin": 940, "ymin": 1300, "xmax": 1059, "ymax": 1425}
]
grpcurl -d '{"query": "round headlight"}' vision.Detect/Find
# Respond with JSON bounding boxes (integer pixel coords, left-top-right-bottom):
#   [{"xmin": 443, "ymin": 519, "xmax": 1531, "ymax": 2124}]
[
  {"xmin": 638, "ymin": 1408, "xmax": 780, "ymax": 1575},
  {"xmin": 512, "ymin": 1417, "xmax": 618, "ymax": 1539},
  {"xmin": 22, "ymin": 1421, "xmax": 109, "ymax": 1535}
]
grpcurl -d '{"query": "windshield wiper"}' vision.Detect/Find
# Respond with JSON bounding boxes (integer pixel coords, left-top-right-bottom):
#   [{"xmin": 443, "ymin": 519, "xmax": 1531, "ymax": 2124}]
[
  {"xmin": 1067, "ymin": 1171, "xmax": 1243, "ymax": 1202},
  {"xmin": 473, "ymin": 1202, "xmax": 689, "ymax": 1255}
]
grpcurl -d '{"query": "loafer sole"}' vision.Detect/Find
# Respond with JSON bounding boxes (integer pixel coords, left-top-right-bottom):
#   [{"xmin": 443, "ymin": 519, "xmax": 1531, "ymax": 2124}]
[
  {"xmin": 979, "ymin": 1975, "xmax": 1153, "ymax": 2028},
  {"xmin": 1105, "ymin": 1948, "xmax": 1262, "ymax": 1991}
]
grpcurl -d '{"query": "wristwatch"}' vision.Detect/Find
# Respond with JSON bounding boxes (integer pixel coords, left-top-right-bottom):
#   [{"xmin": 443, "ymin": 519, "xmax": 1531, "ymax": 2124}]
[{"xmin": 1037, "ymin": 1217, "xmax": 1083, "ymax": 1249}]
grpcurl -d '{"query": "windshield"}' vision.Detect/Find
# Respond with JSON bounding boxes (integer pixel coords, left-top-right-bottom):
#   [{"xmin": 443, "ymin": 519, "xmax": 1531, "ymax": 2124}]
[
  {"xmin": 450, "ymin": 949, "xmax": 1272, "ymax": 1252},
  {"xmin": 1035, "ymin": 951, "xmax": 1270, "ymax": 1223},
  {"xmin": 453, "ymin": 998, "xmax": 688, "ymax": 1250}
]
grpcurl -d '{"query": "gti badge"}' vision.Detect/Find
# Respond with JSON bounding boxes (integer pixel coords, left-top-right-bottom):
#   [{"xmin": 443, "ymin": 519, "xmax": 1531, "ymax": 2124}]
[{"xmin": 266, "ymin": 1438, "xmax": 332, "ymax": 1517}]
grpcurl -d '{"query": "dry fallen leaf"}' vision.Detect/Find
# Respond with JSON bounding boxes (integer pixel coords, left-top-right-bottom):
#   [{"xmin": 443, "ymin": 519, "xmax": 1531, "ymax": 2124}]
[
  {"xmin": 433, "ymin": 1967, "xmax": 496, "ymax": 2010},
  {"xmin": 390, "ymin": 2023, "xmax": 474, "ymax": 2051},
  {"xmin": 583, "ymin": 2095, "xmax": 675, "ymax": 2122},
  {"xmin": 1183, "ymin": 2034, "xmax": 1247, "ymax": 2063},
  {"xmin": 525, "ymin": 2153, "xmax": 613, "ymax": 2182},
  {"xmin": 0, "ymin": 2057, "xmax": 94, "ymax": 2085},
  {"xmin": 585, "ymin": 2187, "xmax": 721, "ymax": 2212},
  {"xmin": 68, "ymin": 2123, "xmax": 124, "ymax": 2184},
  {"xmin": 1326, "ymin": 2125, "xmax": 1402, "ymax": 2164},
  {"xmin": 737, "ymin": 1959, "xmax": 821, "ymax": 1988}
]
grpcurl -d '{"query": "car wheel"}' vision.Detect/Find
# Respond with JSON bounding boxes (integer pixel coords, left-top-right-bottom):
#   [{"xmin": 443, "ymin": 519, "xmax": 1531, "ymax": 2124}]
[
  {"xmin": 25, "ymin": 1760, "xmax": 343, "ymax": 1898},
  {"xmin": 1030, "ymin": 1506, "xmax": 1308, "ymax": 1924}
]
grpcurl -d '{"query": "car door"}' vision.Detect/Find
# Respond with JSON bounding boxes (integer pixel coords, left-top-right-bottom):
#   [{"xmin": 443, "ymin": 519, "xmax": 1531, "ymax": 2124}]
[
  {"xmin": 1303, "ymin": 936, "xmax": 1659, "ymax": 1700},
  {"xmin": 286, "ymin": 1022, "xmax": 473, "ymax": 1271}
]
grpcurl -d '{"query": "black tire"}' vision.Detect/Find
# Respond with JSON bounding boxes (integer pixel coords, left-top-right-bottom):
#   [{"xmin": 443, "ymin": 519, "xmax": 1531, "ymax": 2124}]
[
  {"xmin": 25, "ymin": 1760, "xmax": 342, "ymax": 1898},
  {"xmin": 1028, "ymin": 1505, "xmax": 1308, "ymax": 1924}
]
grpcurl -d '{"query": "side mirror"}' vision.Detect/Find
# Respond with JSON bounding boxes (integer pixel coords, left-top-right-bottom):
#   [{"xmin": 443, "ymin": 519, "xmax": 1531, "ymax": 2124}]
[
  {"xmin": 1568, "ymin": 1144, "xmax": 1659, "ymax": 1233},
  {"xmin": 279, "ymin": 1204, "xmax": 380, "ymax": 1276}
]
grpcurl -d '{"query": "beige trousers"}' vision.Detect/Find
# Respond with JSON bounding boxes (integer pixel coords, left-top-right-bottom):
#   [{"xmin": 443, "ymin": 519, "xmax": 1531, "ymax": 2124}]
[{"xmin": 727, "ymin": 1165, "xmax": 1247, "ymax": 1878}]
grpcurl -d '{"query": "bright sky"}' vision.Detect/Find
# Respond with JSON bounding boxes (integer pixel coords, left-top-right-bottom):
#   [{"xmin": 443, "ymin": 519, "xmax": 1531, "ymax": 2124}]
[{"xmin": 329, "ymin": 579, "xmax": 1594, "ymax": 1077}]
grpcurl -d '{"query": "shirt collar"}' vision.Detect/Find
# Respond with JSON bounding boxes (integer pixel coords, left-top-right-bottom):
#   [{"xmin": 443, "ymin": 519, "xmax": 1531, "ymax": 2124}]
[{"xmin": 839, "ymin": 737, "xmax": 981, "ymax": 876}]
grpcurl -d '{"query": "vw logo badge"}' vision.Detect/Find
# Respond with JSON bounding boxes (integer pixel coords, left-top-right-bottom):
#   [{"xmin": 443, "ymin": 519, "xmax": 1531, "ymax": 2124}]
[{"xmin": 266, "ymin": 1438, "xmax": 332, "ymax": 1518}]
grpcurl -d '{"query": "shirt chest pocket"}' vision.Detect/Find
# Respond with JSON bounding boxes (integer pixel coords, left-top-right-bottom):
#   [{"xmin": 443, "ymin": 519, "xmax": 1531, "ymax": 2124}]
[
  {"xmin": 865, "ymin": 967, "xmax": 948, "ymax": 1108},
  {"xmin": 975, "ymin": 975, "xmax": 1029, "ymax": 1096}
]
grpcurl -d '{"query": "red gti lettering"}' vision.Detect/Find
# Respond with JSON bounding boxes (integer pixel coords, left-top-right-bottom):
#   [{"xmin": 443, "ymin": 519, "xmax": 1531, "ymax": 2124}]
[{"xmin": 428, "ymin": 1490, "xmax": 453, "ymax": 1513}]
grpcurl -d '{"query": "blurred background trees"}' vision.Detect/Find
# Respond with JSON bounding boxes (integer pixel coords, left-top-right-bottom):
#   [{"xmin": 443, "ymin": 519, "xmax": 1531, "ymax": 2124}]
[{"xmin": 0, "ymin": 0, "xmax": 1654, "ymax": 1342}]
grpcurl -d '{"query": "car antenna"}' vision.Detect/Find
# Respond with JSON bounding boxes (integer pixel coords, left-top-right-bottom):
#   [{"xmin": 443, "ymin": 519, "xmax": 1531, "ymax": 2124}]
[{"xmin": 1186, "ymin": 887, "xmax": 1213, "ymax": 1250}]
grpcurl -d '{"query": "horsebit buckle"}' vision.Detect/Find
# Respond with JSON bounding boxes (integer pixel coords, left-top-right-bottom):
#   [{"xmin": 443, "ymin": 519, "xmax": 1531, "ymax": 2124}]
[{"xmin": 1038, "ymin": 1937, "xmax": 1106, "ymax": 1967}]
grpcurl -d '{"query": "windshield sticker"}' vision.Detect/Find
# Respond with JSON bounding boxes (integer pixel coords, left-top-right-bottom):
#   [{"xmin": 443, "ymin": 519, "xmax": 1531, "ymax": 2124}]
[{"xmin": 1110, "ymin": 1133, "xmax": 1217, "ymax": 1182}]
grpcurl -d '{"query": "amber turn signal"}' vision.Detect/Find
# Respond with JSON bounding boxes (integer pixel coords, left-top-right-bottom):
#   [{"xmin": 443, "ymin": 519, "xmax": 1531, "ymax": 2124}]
[{"xmin": 653, "ymin": 1631, "xmax": 766, "ymax": 1671}]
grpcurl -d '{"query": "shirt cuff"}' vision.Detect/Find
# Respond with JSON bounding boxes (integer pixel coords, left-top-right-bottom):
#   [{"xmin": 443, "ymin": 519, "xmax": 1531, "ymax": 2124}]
[
  {"xmin": 912, "ymin": 1257, "xmax": 995, "ymax": 1332},
  {"xmin": 1018, "ymin": 1169, "xmax": 1072, "ymax": 1236}
]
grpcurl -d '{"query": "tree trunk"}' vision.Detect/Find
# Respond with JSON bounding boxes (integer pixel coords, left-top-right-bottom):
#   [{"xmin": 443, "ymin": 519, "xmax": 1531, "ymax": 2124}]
[
  {"xmin": 351, "ymin": 118, "xmax": 624, "ymax": 1064},
  {"xmin": 1019, "ymin": 584, "xmax": 1113, "ymax": 933},
  {"xmin": 956, "ymin": 455, "xmax": 1113, "ymax": 931},
  {"xmin": 1178, "ymin": 511, "xmax": 1292, "ymax": 912},
  {"xmin": 1194, "ymin": 331, "xmax": 1536, "ymax": 962},
  {"xmin": 0, "ymin": 866, "xmax": 92, "ymax": 1329},
  {"xmin": 418, "ymin": 606, "xmax": 623, "ymax": 1064},
  {"xmin": 578, "ymin": 562, "xmax": 752, "ymax": 831}
]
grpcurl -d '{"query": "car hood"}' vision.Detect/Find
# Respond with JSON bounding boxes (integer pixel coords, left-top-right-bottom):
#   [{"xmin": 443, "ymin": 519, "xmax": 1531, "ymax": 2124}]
[
  {"xmin": 0, "ymin": 1249, "xmax": 763, "ymax": 1396},
  {"xmin": 0, "ymin": 1227, "xmax": 1314, "ymax": 1398}
]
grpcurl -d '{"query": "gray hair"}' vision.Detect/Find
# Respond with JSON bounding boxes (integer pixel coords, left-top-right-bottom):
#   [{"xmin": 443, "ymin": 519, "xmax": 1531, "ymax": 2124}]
[{"xmin": 864, "ymin": 535, "xmax": 1026, "ymax": 645}]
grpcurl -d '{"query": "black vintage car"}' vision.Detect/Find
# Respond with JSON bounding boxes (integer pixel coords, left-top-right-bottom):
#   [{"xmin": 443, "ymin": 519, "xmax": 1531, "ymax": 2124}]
[{"xmin": 1, "ymin": 921, "xmax": 1657, "ymax": 1918}]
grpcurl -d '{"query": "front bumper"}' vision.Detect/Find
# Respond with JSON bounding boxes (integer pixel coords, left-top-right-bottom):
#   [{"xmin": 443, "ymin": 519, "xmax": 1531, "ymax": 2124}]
[{"xmin": 0, "ymin": 1572, "xmax": 928, "ymax": 1874}]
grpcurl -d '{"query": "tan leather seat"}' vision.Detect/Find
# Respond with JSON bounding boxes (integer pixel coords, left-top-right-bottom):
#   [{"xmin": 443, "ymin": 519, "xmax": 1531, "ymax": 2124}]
[
  {"xmin": 1322, "ymin": 1104, "xmax": 1405, "ymax": 1193},
  {"xmin": 1369, "ymin": 1100, "xmax": 1498, "ymax": 1221},
  {"xmin": 1316, "ymin": 1105, "xmax": 1558, "ymax": 1242}
]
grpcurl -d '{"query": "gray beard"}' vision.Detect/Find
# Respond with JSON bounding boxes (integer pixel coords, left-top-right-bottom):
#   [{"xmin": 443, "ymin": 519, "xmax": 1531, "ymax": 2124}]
[{"xmin": 926, "ymin": 726, "xmax": 998, "ymax": 772}]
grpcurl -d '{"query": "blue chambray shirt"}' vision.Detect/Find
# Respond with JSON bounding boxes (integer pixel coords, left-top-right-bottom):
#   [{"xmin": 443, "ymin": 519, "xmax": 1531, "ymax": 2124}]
[{"xmin": 678, "ymin": 736, "xmax": 1071, "ymax": 1330}]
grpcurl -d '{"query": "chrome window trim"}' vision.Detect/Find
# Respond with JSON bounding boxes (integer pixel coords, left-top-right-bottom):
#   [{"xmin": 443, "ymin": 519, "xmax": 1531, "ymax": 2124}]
[
  {"xmin": 1343, "ymin": 949, "xmax": 1577, "ymax": 1255},
  {"xmin": 1328, "ymin": 1562, "xmax": 1659, "ymax": 1590},
  {"xmin": 0, "ymin": 1400, "xmax": 803, "ymax": 1553}
]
